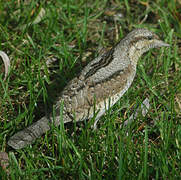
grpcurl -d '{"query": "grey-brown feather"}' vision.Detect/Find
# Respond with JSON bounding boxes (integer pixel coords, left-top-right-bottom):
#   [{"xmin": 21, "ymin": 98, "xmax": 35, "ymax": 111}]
[{"xmin": 8, "ymin": 28, "xmax": 169, "ymax": 149}]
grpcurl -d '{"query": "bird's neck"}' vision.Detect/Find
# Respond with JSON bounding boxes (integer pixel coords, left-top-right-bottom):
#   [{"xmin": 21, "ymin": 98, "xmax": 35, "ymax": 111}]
[{"xmin": 128, "ymin": 40, "xmax": 151, "ymax": 67}]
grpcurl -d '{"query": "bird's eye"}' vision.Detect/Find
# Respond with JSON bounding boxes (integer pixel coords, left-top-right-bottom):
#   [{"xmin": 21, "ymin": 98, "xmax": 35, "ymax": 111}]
[{"xmin": 147, "ymin": 36, "xmax": 153, "ymax": 40}]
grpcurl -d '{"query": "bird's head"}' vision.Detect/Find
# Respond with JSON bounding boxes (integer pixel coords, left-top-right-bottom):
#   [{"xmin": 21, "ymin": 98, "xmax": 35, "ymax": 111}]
[{"xmin": 127, "ymin": 28, "xmax": 169, "ymax": 65}]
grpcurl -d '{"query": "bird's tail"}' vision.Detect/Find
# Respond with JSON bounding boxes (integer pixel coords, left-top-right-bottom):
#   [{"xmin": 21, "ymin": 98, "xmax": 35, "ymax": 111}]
[{"xmin": 8, "ymin": 116, "xmax": 51, "ymax": 150}]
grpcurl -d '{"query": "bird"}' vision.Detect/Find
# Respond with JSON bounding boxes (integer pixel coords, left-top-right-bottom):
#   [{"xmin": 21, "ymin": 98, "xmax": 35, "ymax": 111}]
[{"xmin": 8, "ymin": 28, "xmax": 169, "ymax": 149}]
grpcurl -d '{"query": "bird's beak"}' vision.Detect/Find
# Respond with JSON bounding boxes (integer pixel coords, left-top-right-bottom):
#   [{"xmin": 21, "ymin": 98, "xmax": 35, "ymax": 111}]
[{"xmin": 152, "ymin": 39, "xmax": 170, "ymax": 48}]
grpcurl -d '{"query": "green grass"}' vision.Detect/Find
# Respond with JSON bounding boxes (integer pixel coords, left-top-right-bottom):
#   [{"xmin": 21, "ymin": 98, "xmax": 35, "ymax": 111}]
[{"xmin": 0, "ymin": 0, "xmax": 181, "ymax": 179}]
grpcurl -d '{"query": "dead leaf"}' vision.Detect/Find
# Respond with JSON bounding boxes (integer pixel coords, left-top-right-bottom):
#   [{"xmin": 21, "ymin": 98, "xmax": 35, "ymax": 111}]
[
  {"xmin": 104, "ymin": 10, "xmax": 116, "ymax": 16},
  {"xmin": 0, "ymin": 51, "xmax": 10, "ymax": 80},
  {"xmin": 175, "ymin": 94, "xmax": 181, "ymax": 113},
  {"xmin": 139, "ymin": 1, "xmax": 149, "ymax": 7},
  {"xmin": 0, "ymin": 152, "xmax": 9, "ymax": 174},
  {"xmin": 32, "ymin": 7, "xmax": 46, "ymax": 25},
  {"xmin": 123, "ymin": 98, "xmax": 150, "ymax": 126},
  {"xmin": 177, "ymin": 0, "xmax": 181, "ymax": 5}
]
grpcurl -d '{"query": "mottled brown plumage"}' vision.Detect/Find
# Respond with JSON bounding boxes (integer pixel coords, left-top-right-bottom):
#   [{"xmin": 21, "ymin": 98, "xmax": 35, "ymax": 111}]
[{"xmin": 8, "ymin": 28, "xmax": 169, "ymax": 149}]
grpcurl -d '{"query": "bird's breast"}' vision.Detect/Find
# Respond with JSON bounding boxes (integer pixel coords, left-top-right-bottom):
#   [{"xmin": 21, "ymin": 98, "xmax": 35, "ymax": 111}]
[{"xmin": 60, "ymin": 63, "xmax": 135, "ymax": 122}]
